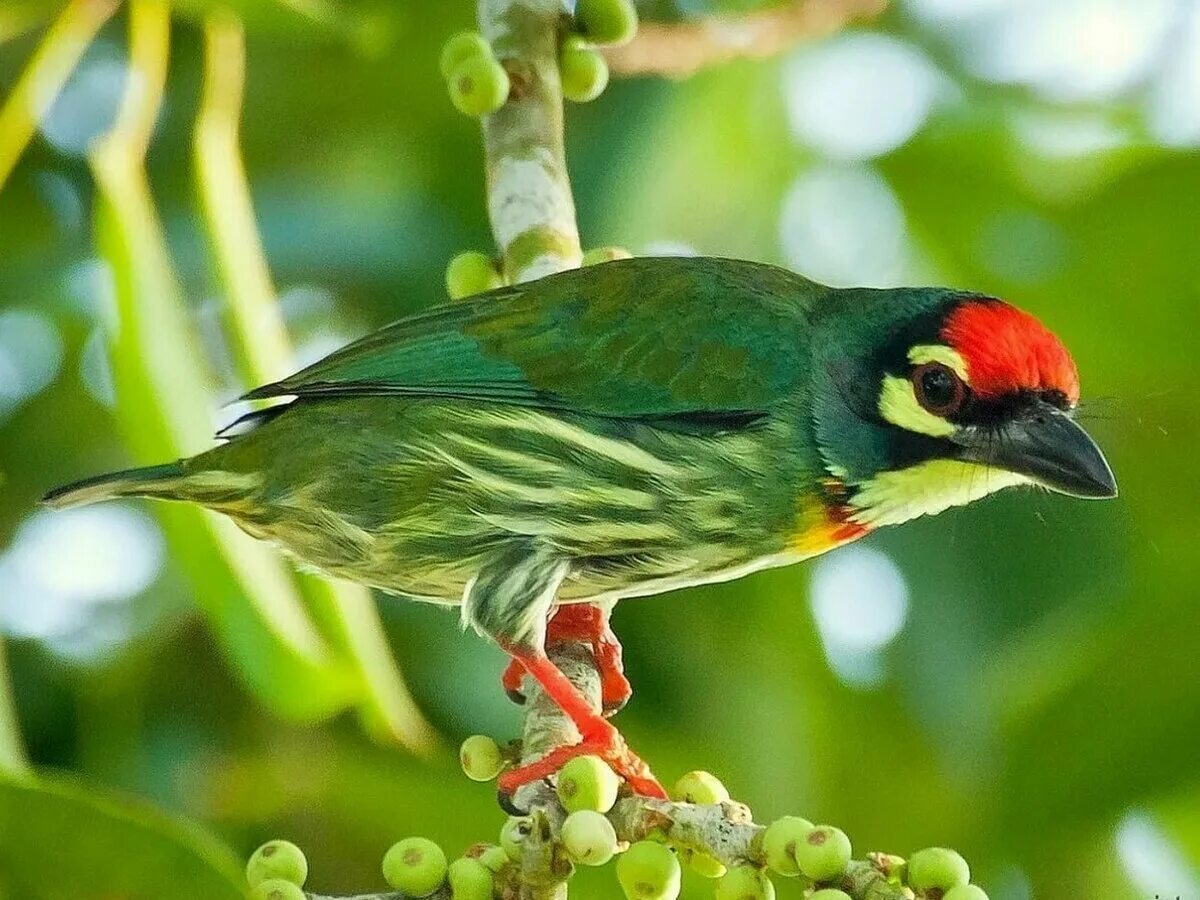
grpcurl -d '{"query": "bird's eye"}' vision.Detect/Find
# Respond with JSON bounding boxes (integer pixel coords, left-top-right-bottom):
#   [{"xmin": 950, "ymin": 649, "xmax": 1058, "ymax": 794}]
[{"xmin": 912, "ymin": 362, "xmax": 965, "ymax": 416}]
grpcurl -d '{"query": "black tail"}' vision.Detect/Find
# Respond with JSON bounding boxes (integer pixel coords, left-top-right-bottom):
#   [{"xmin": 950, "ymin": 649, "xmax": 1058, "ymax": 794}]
[{"xmin": 42, "ymin": 462, "xmax": 187, "ymax": 510}]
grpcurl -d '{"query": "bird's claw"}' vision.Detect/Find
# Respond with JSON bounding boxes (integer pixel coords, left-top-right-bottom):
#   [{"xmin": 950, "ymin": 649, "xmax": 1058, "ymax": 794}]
[
  {"xmin": 502, "ymin": 606, "xmax": 633, "ymax": 716},
  {"xmin": 496, "ymin": 787, "xmax": 530, "ymax": 816},
  {"xmin": 502, "ymin": 659, "xmax": 527, "ymax": 706},
  {"xmin": 495, "ymin": 722, "xmax": 667, "ymax": 800}
]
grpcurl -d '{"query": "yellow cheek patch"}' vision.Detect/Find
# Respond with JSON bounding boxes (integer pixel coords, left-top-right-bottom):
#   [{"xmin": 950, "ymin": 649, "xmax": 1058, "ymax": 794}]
[
  {"xmin": 879, "ymin": 376, "xmax": 956, "ymax": 437},
  {"xmin": 849, "ymin": 459, "xmax": 1028, "ymax": 527},
  {"xmin": 908, "ymin": 344, "xmax": 969, "ymax": 380}
]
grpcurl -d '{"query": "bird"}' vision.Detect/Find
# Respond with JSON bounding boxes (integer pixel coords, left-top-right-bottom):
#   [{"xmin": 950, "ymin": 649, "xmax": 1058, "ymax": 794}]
[{"xmin": 44, "ymin": 256, "xmax": 1117, "ymax": 801}]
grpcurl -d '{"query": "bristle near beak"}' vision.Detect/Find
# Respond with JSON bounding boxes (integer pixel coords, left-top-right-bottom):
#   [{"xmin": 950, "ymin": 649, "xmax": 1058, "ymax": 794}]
[{"xmin": 955, "ymin": 400, "xmax": 1117, "ymax": 499}]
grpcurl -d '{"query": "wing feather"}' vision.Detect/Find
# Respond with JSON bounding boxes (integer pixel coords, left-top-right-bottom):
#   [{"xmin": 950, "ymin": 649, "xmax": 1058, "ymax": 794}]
[{"xmin": 243, "ymin": 257, "xmax": 823, "ymax": 429}]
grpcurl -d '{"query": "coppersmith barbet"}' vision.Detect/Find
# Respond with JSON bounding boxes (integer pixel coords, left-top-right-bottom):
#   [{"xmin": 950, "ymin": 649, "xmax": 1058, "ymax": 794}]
[{"xmin": 46, "ymin": 256, "xmax": 1117, "ymax": 798}]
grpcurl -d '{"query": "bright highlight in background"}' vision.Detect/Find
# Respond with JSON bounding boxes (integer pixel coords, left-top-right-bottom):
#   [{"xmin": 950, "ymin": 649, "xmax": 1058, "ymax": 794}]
[
  {"xmin": 911, "ymin": 0, "xmax": 1179, "ymax": 103},
  {"xmin": 779, "ymin": 164, "xmax": 908, "ymax": 288},
  {"xmin": 783, "ymin": 33, "xmax": 943, "ymax": 161},
  {"xmin": 1115, "ymin": 810, "xmax": 1200, "ymax": 899},
  {"xmin": 0, "ymin": 507, "xmax": 165, "ymax": 660},
  {"xmin": 0, "ymin": 309, "xmax": 64, "ymax": 421},
  {"xmin": 809, "ymin": 545, "xmax": 910, "ymax": 689}
]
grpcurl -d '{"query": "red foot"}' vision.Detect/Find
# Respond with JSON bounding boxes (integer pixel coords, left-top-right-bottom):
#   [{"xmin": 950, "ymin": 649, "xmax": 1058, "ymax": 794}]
[
  {"xmin": 497, "ymin": 645, "xmax": 667, "ymax": 801},
  {"xmin": 496, "ymin": 718, "xmax": 667, "ymax": 800},
  {"xmin": 501, "ymin": 604, "xmax": 632, "ymax": 716}
]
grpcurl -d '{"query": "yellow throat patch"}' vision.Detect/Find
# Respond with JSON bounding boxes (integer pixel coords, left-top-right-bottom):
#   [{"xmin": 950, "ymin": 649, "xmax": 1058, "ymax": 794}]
[{"xmin": 848, "ymin": 459, "xmax": 1029, "ymax": 527}]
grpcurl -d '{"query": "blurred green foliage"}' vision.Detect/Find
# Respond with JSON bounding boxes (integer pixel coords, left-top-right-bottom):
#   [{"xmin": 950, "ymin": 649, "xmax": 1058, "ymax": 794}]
[
  {"xmin": 0, "ymin": 775, "xmax": 245, "ymax": 900},
  {"xmin": 0, "ymin": 1, "xmax": 1198, "ymax": 899}
]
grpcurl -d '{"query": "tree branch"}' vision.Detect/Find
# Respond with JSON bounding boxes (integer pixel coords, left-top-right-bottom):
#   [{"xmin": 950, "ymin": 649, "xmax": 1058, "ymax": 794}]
[
  {"xmin": 474, "ymin": 1, "xmax": 594, "ymax": 894},
  {"xmin": 292, "ymin": 1, "xmax": 940, "ymax": 897},
  {"xmin": 478, "ymin": 0, "xmax": 582, "ymax": 284},
  {"xmin": 302, "ymin": 789, "xmax": 910, "ymax": 899},
  {"xmin": 603, "ymin": 0, "xmax": 889, "ymax": 79}
]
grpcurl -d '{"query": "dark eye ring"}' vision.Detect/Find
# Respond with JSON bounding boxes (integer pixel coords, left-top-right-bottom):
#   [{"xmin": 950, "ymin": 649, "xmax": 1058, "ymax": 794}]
[{"xmin": 912, "ymin": 362, "xmax": 965, "ymax": 416}]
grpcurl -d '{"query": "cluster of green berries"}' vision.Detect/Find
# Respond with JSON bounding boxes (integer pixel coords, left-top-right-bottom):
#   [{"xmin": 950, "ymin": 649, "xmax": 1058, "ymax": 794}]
[
  {"xmin": 454, "ymin": 738, "xmax": 988, "ymax": 900},
  {"xmin": 382, "ymin": 836, "xmax": 502, "ymax": 900},
  {"xmin": 558, "ymin": 0, "xmax": 636, "ymax": 103},
  {"xmin": 444, "ymin": 245, "xmax": 631, "ymax": 299},
  {"xmin": 582, "ymin": 245, "xmax": 632, "ymax": 266},
  {"xmin": 760, "ymin": 816, "xmax": 852, "ymax": 883},
  {"xmin": 246, "ymin": 840, "xmax": 308, "ymax": 900},
  {"xmin": 611, "ymin": 770, "xmax": 736, "ymax": 899},
  {"xmin": 437, "ymin": 0, "xmax": 634, "ymax": 115},
  {"xmin": 440, "ymin": 31, "xmax": 510, "ymax": 117},
  {"xmin": 245, "ymin": 834, "xmax": 500, "ymax": 900},
  {"xmin": 445, "ymin": 251, "xmax": 504, "ymax": 299},
  {"xmin": 904, "ymin": 847, "xmax": 989, "ymax": 899}
]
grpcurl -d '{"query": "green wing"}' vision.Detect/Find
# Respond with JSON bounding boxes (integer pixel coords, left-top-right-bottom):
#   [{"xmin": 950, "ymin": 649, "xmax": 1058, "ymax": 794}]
[{"xmin": 245, "ymin": 257, "xmax": 824, "ymax": 425}]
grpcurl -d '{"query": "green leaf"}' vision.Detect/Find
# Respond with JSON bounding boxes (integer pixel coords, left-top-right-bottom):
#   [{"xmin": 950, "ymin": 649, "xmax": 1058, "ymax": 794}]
[
  {"xmin": 0, "ymin": 774, "xmax": 246, "ymax": 900},
  {"xmin": 84, "ymin": 2, "xmax": 358, "ymax": 724},
  {"xmin": 190, "ymin": 12, "xmax": 437, "ymax": 752}
]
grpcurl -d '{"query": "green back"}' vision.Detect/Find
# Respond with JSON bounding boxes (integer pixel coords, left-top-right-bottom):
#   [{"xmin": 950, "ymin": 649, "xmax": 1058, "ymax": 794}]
[{"xmin": 246, "ymin": 257, "xmax": 829, "ymax": 428}]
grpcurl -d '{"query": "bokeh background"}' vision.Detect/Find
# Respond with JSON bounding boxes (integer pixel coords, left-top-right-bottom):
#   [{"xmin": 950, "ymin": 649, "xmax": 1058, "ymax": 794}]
[{"xmin": 2, "ymin": 0, "xmax": 1199, "ymax": 898}]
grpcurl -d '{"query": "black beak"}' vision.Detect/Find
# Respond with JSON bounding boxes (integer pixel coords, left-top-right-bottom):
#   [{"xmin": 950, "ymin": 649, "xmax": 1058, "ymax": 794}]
[{"xmin": 957, "ymin": 400, "xmax": 1118, "ymax": 499}]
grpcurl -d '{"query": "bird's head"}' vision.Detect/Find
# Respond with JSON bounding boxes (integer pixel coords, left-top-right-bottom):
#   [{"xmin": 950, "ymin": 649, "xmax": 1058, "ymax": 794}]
[{"xmin": 811, "ymin": 288, "xmax": 1117, "ymax": 527}]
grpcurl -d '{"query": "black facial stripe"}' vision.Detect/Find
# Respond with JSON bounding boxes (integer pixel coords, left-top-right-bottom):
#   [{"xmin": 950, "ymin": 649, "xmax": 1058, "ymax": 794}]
[
  {"xmin": 887, "ymin": 428, "xmax": 955, "ymax": 468},
  {"xmin": 954, "ymin": 388, "xmax": 1071, "ymax": 427}
]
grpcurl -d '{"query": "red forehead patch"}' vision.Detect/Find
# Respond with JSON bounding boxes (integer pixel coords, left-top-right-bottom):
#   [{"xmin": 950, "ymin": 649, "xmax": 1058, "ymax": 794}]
[{"xmin": 941, "ymin": 301, "xmax": 1080, "ymax": 404}]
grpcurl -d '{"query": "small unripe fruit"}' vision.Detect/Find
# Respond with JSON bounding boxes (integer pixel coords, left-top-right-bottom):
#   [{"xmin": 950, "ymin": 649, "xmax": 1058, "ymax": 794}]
[
  {"xmin": 688, "ymin": 851, "xmax": 726, "ymax": 879},
  {"xmin": 447, "ymin": 857, "xmax": 494, "ymax": 900},
  {"xmin": 477, "ymin": 844, "xmax": 511, "ymax": 872},
  {"xmin": 246, "ymin": 840, "xmax": 308, "ymax": 888},
  {"xmin": 460, "ymin": 734, "xmax": 504, "ymax": 781},
  {"xmin": 448, "ymin": 54, "xmax": 510, "ymax": 116},
  {"xmin": 440, "ymin": 31, "xmax": 492, "ymax": 79},
  {"xmin": 809, "ymin": 891, "xmax": 852, "ymax": 900},
  {"xmin": 500, "ymin": 816, "xmax": 532, "ymax": 861},
  {"xmin": 445, "ymin": 251, "xmax": 503, "ymax": 299},
  {"xmin": 581, "ymin": 246, "xmax": 632, "ymax": 266},
  {"xmin": 944, "ymin": 887, "xmax": 989, "ymax": 900},
  {"xmin": 557, "ymin": 755, "xmax": 620, "ymax": 813},
  {"xmin": 250, "ymin": 880, "xmax": 305, "ymax": 900},
  {"xmin": 616, "ymin": 841, "xmax": 681, "ymax": 900},
  {"xmin": 761, "ymin": 815, "xmax": 815, "ymax": 877},
  {"xmin": 576, "ymin": 0, "xmax": 638, "ymax": 46},
  {"xmin": 559, "ymin": 36, "xmax": 609, "ymax": 103},
  {"xmin": 383, "ymin": 837, "xmax": 447, "ymax": 897},
  {"xmin": 794, "ymin": 825, "xmax": 851, "ymax": 882},
  {"xmin": 561, "ymin": 809, "xmax": 618, "ymax": 866},
  {"xmin": 907, "ymin": 847, "xmax": 970, "ymax": 892},
  {"xmin": 715, "ymin": 864, "xmax": 775, "ymax": 900},
  {"xmin": 670, "ymin": 771, "xmax": 729, "ymax": 805}
]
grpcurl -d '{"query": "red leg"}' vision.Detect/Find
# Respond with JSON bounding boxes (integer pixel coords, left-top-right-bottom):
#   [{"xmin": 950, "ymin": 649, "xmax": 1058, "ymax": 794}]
[
  {"xmin": 594, "ymin": 621, "xmax": 632, "ymax": 716},
  {"xmin": 501, "ymin": 659, "xmax": 526, "ymax": 705},
  {"xmin": 545, "ymin": 604, "xmax": 632, "ymax": 715},
  {"xmin": 495, "ymin": 649, "xmax": 666, "ymax": 799},
  {"xmin": 499, "ymin": 604, "xmax": 632, "ymax": 715}
]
